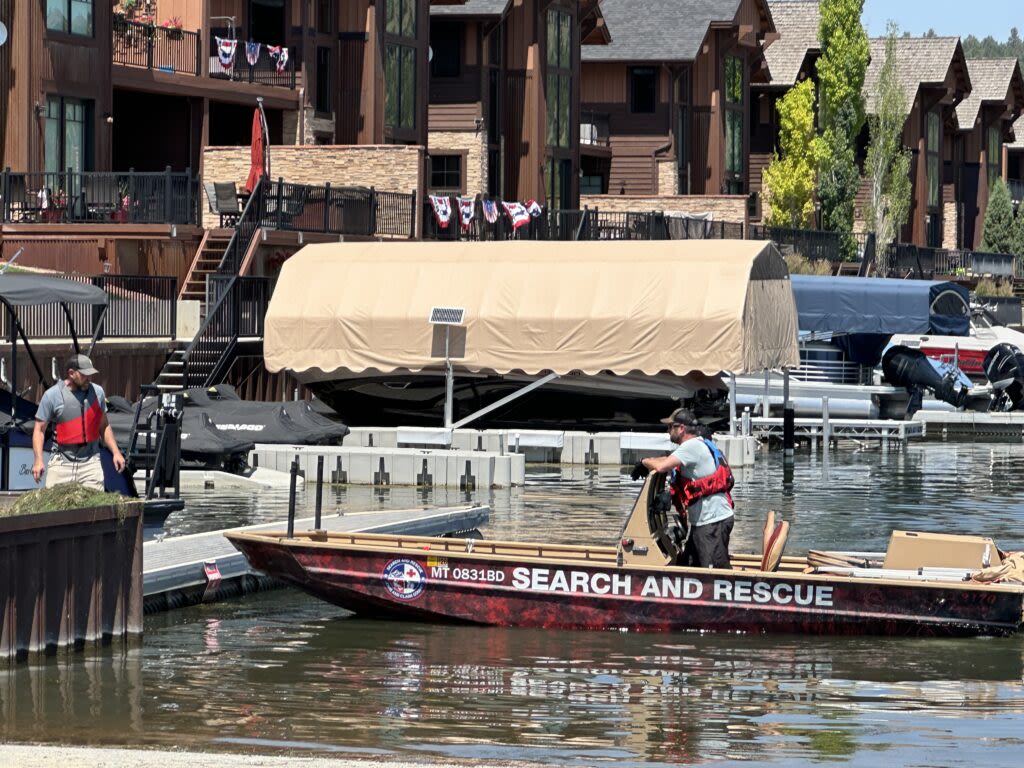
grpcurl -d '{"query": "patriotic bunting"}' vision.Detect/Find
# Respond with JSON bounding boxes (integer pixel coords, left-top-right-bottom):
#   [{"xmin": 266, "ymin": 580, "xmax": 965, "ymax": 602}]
[
  {"xmin": 526, "ymin": 199, "xmax": 543, "ymax": 217},
  {"xmin": 216, "ymin": 36, "xmax": 237, "ymax": 70},
  {"xmin": 481, "ymin": 198, "xmax": 499, "ymax": 224},
  {"xmin": 429, "ymin": 195, "xmax": 453, "ymax": 229},
  {"xmin": 458, "ymin": 197, "xmax": 475, "ymax": 232},
  {"xmin": 268, "ymin": 45, "xmax": 289, "ymax": 74},
  {"xmin": 245, "ymin": 41, "xmax": 261, "ymax": 66},
  {"xmin": 502, "ymin": 201, "xmax": 531, "ymax": 230}
]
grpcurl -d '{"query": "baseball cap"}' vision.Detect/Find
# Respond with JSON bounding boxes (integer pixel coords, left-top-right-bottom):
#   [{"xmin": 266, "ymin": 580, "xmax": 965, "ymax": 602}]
[
  {"xmin": 659, "ymin": 407, "xmax": 699, "ymax": 427},
  {"xmin": 66, "ymin": 354, "xmax": 99, "ymax": 376}
]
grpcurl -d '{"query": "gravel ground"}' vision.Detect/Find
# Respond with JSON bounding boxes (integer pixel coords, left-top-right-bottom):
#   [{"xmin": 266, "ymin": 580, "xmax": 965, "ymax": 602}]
[{"xmin": 0, "ymin": 745, "xmax": 533, "ymax": 768}]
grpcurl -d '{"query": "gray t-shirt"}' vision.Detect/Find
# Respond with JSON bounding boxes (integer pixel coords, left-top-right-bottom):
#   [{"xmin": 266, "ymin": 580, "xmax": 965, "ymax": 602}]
[
  {"xmin": 670, "ymin": 437, "xmax": 734, "ymax": 527},
  {"xmin": 35, "ymin": 381, "xmax": 108, "ymax": 460}
]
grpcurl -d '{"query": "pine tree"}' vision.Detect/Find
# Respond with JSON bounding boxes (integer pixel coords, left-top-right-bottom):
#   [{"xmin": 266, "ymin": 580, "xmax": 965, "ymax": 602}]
[
  {"xmin": 981, "ymin": 179, "xmax": 1016, "ymax": 254},
  {"xmin": 864, "ymin": 23, "xmax": 912, "ymax": 250},
  {"xmin": 1012, "ymin": 201, "xmax": 1024, "ymax": 256},
  {"xmin": 763, "ymin": 79, "xmax": 819, "ymax": 228}
]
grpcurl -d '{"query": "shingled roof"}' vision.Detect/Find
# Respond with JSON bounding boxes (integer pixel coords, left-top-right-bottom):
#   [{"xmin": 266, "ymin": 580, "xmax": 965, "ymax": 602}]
[
  {"xmin": 430, "ymin": 0, "xmax": 507, "ymax": 17},
  {"xmin": 955, "ymin": 59, "xmax": 1024, "ymax": 131},
  {"xmin": 863, "ymin": 36, "xmax": 970, "ymax": 115},
  {"xmin": 582, "ymin": 0, "xmax": 748, "ymax": 62},
  {"xmin": 1010, "ymin": 115, "xmax": 1024, "ymax": 149},
  {"xmin": 761, "ymin": 0, "xmax": 820, "ymax": 86}
]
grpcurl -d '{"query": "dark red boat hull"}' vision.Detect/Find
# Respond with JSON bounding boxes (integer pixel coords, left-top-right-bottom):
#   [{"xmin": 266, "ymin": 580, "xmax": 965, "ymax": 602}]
[{"xmin": 229, "ymin": 537, "xmax": 1024, "ymax": 637}]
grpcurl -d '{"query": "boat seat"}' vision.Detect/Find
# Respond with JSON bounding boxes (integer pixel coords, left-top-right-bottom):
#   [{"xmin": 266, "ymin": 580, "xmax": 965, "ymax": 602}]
[{"xmin": 761, "ymin": 511, "xmax": 790, "ymax": 572}]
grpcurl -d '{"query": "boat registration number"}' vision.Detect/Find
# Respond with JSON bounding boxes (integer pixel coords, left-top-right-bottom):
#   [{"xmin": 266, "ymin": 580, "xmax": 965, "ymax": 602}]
[{"xmin": 443, "ymin": 566, "xmax": 507, "ymax": 583}]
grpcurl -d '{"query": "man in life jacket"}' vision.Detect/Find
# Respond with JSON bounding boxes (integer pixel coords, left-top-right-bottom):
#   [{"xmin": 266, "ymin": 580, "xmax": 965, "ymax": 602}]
[
  {"xmin": 631, "ymin": 407, "xmax": 735, "ymax": 568},
  {"xmin": 31, "ymin": 354, "xmax": 125, "ymax": 490}
]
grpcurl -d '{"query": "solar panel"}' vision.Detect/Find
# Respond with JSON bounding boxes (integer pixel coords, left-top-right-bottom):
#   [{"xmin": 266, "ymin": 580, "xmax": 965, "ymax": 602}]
[{"xmin": 429, "ymin": 307, "xmax": 466, "ymax": 325}]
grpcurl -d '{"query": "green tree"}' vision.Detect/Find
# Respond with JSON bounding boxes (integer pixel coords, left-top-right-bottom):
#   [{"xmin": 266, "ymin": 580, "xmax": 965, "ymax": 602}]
[
  {"xmin": 1012, "ymin": 202, "xmax": 1024, "ymax": 256},
  {"xmin": 864, "ymin": 23, "xmax": 912, "ymax": 249},
  {"xmin": 816, "ymin": 0, "xmax": 869, "ymax": 256},
  {"xmin": 981, "ymin": 179, "xmax": 1016, "ymax": 253},
  {"xmin": 763, "ymin": 79, "xmax": 819, "ymax": 228}
]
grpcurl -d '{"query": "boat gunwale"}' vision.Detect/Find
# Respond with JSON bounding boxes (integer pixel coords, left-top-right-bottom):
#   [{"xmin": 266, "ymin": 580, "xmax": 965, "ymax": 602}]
[{"xmin": 225, "ymin": 530, "xmax": 1024, "ymax": 594}]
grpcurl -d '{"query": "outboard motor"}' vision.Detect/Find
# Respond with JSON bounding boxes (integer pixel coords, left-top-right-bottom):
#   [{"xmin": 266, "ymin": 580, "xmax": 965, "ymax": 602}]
[
  {"xmin": 882, "ymin": 345, "xmax": 968, "ymax": 416},
  {"xmin": 983, "ymin": 343, "xmax": 1024, "ymax": 411}
]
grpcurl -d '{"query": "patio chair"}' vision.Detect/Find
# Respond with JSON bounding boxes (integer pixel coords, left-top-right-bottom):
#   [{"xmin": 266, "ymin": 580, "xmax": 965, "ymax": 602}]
[
  {"xmin": 204, "ymin": 181, "xmax": 241, "ymax": 227},
  {"xmin": 265, "ymin": 184, "xmax": 308, "ymax": 229}
]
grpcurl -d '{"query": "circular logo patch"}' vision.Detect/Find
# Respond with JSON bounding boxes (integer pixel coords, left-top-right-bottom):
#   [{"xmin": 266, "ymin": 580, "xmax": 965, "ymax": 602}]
[{"xmin": 382, "ymin": 558, "xmax": 427, "ymax": 600}]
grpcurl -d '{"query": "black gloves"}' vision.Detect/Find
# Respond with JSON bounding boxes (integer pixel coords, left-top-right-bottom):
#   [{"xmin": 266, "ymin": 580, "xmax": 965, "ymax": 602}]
[{"xmin": 630, "ymin": 461, "xmax": 650, "ymax": 481}]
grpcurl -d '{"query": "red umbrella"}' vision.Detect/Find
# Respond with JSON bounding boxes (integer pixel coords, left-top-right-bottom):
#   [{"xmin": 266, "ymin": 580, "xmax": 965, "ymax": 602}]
[{"xmin": 244, "ymin": 107, "xmax": 264, "ymax": 193}]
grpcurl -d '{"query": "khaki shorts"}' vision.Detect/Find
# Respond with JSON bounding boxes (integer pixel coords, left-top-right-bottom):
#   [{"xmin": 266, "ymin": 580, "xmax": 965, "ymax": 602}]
[{"xmin": 44, "ymin": 452, "xmax": 105, "ymax": 491}]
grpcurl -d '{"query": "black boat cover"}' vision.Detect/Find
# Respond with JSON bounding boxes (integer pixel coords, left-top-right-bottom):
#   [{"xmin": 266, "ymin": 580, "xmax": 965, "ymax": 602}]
[
  {"xmin": 0, "ymin": 274, "xmax": 108, "ymax": 306},
  {"xmin": 791, "ymin": 275, "xmax": 970, "ymax": 336}
]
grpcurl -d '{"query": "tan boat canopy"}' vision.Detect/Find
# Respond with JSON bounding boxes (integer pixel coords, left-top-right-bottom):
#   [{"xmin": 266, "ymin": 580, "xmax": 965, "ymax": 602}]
[{"xmin": 264, "ymin": 240, "xmax": 799, "ymax": 377}]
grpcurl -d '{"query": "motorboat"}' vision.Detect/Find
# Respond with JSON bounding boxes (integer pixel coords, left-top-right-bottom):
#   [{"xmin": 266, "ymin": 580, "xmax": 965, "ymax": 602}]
[{"xmin": 227, "ymin": 471, "xmax": 1024, "ymax": 637}]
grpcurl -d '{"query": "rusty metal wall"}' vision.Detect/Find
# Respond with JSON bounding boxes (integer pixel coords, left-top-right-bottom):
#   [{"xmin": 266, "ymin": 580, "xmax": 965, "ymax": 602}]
[{"xmin": 0, "ymin": 503, "xmax": 143, "ymax": 664}]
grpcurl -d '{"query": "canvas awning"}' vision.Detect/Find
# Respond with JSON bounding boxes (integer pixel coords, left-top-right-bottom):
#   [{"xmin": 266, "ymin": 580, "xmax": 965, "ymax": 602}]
[
  {"xmin": 791, "ymin": 275, "xmax": 970, "ymax": 336},
  {"xmin": 264, "ymin": 240, "xmax": 799, "ymax": 377},
  {"xmin": 0, "ymin": 275, "xmax": 108, "ymax": 306}
]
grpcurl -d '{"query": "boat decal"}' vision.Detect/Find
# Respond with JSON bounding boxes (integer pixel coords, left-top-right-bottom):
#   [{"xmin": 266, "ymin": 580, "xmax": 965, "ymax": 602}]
[{"xmin": 382, "ymin": 559, "xmax": 427, "ymax": 600}]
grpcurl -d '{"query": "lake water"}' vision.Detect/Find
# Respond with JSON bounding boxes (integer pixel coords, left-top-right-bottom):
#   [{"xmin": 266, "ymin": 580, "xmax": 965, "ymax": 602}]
[{"xmin": 3, "ymin": 443, "xmax": 1024, "ymax": 766}]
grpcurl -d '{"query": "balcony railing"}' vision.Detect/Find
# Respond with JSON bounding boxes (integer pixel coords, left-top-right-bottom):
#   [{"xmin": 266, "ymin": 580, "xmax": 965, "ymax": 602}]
[
  {"xmin": 747, "ymin": 225, "xmax": 876, "ymax": 271},
  {"xmin": 421, "ymin": 199, "xmax": 744, "ymax": 241},
  {"xmin": 0, "ymin": 275, "xmax": 177, "ymax": 341},
  {"xmin": 881, "ymin": 243, "xmax": 1019, "ymax": 279},
  {"xmin": 580, "ymin": 111, "xmax": 610, "ymax": 147},
  {"xmin": 259, "ymin": 180, "xmax": 416, "ymax": 238},
  {"xmin": 1009, "ymin": 178, "xmax": 1024, "ymax": 205},
  {"xmin": 208, "ymin": 40, "xmax": 296, "ymax": 88},
  {"xmin": 0, "ymin": 169, "xmax": 200, "ymax": 225},
  {"xmin": 113, "ymin": 15, "xmax": 201, "ymax": 76}
]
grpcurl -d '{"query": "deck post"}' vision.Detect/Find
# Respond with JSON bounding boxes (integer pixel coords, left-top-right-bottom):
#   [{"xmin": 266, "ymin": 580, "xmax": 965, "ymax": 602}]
[
  {"xmin": 783, "ymin": 368, "xmax": 794, "ymax": 460},
  {"xmin": 728, "ymin": 372, "xmax": 737, "ymax": 436},
  {"xmin": 822, "ymin": 396, "xmax": 831, "ymax": 452},
  {"xmin": 314, "ymin": 454, "xmax": 324, "ymax": 530},
  {"xmin": 762, "ymin": 370, "xmax": 771, "ymax": 417},
  {"xmin": 287, "ymin": 455, "xmax": 299, "ymax": 538},
  {"xmin": 741, "ymin": 407, "xmax": 751, "ymax": 437}
]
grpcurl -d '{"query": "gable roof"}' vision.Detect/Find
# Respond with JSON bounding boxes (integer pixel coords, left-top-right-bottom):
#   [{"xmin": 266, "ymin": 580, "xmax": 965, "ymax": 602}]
[
  {"xmin": 863, "ymin": 36, "xmax": 970, "ymax": 115},
  {"xmin": 955, "ymin": 59, "xmax": 1024, "ymax": 131},
  {"xmin": 1010, "ymin": 115, "xmax": 1024, "ymax": 149},
  {"xmin": 430, "ymin": 0, "xmax": 507, "ymax": 17},
  {"xmin": 761, "ymin": 0, "xmax": 820, "ymax": 86},
  {"xmin": 582, "ymin": 0, "xmax": 745, "ymax": 62}
]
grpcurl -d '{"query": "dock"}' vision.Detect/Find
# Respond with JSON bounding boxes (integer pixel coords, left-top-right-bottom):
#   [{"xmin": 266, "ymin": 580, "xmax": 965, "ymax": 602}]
[
  {"xmin": 741, "ymin": 416, "xmax": 924, "ymax": 446},
  {"xmin": 143, "ymin": 504, "xmax": 490, "ymax": 612},
  {"xmin": 913, "ymin": 411, "xmax": 1024, "ymax": 440}
]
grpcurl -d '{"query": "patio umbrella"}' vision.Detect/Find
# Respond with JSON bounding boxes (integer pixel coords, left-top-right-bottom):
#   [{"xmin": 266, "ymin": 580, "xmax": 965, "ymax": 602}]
[{"xmin": 244, "ymin": 107, "xmax": 265, "ymax": 193}]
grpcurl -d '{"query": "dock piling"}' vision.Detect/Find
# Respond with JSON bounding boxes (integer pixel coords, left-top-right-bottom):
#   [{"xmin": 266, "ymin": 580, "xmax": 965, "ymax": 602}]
[
  {"xmin": 314, "ymin": 454, "xmax": 324, "ymax": 530},
  {"xmin": 822, "ymin": 397, "xmax": 831, "ymax": 452},
  {"xmin": 741, "ymin": 407, "xmax": 751, "ymax": 437},
  {"xmin": 728, "ymin": 373, "xmax": 737, "ymax": 437},
  {"xmin": 287, "ymin": 454, "xmax": 299, "ymax": 539}
]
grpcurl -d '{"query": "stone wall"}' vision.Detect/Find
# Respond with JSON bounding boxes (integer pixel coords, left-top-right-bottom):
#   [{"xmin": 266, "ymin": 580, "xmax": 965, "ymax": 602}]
[
  {"xmin": 428, "ymin": 130, "xmax": 488, "ymax": 195},
  {"xmin": 943, "ymin": 201, "xmax": 959, "ymax": 250},
  {"xmin": 201, "ymin": 145, "xmax": 425, "ymax": 229},
  {"xmin": 656, "ymin": 159, "xmax": 676, "ymax": 196},
  {"xmin": 580, "ymin": 194, "xmax": 749, "ymax": 229}
]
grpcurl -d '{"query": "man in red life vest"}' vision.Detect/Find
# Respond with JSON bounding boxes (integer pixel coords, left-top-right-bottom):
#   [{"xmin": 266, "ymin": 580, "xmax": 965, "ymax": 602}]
[
  {"xmin": 631, "ymin": 407, "xmax": 735, "ymax": 568},
  {"xmin": 31, "ymin": 354, "xmax": 125, "ymax": 490}
]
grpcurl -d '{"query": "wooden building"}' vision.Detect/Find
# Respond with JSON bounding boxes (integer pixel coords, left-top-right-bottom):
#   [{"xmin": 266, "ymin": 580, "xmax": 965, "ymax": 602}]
[
  {"xmin": 578, "ymin": 0, "xmax": 775, "ymax": 199},
  {"xmin": 427, "ymin": 0, "xmax": 607, "ymax": 208},
  {"xmin": 952, "ymin": 59, "xmax": 1024, "ymax": 248},
  {"xmin": 1010, "ymin": 115, "xmax": 1024, "ymax": 208}
]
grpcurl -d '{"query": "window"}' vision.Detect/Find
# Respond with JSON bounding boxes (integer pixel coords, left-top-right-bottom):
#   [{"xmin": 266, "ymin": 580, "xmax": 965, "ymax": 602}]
[
  {"xmin": 385, "ymin": 44, "xmax": 416, "ymax": 130},
  {"xmin": 630, "ymin": 67, "xmax": 657, "ymax": 114},
  {"xmin": 315, "ymin": 0, "xmax": 333, "ymax": 34},
  {"xmin": 546, "ymin": 10, "xmax": 572, "ymax": 149},
  {"xmin": 315, "ymin": 47, "xmax": 332, "ymax": 114},
  {"xmin": 580, "ymin": 156, "xmax": 606, "ymax": 195},
  {"xmin": 386, "ymin": 0, "xmax": 417, "ymax": 37},
  {"xmin": 676, "ymin": 70, "xmax": 691, "ymax": 194},
  {"xmin": 46, "ymin": 0, "xmax": 93, "ymax": 36},
  {"xmin": 987, "ymin": 126, "xmax": 1001, "ymax": 189},
  {"xmin": 547, "ymin": 157, "xmax": 571, "ymax": 210},
  {"xmin": 431, "ymin": 20, "xmax": 462, "ymax": 79},
  {"xmin": 926, "ymin": 111, "xmax": 941, "ymax": 209},
  {"xmin": 429, "ymin": 155, "xmax": 462, "ymax": 192},
  {"xmin": 723, "ymin": 56, "xmax": 745, "ymax": 194},
  {"xmin": 44, "ymin": 96, "xmax": 89, "ymax": 175}
]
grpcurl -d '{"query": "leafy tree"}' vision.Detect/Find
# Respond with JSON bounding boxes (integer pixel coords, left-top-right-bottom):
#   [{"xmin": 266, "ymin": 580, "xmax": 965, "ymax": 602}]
[
  {"xmin": 864, "ymin": 23, "xmax": 912, "ymax": 250},
  {"xmin": 981, "ymin": 179, "xmax": 1016, "ymax": 253},
  {"xmin": 1012, "ymin": 202, "xmax": 1024, "ymax": 256},
  {"xmin": 816, "ymin": 0, "xmax": 869, "ymax": 256},
  {"xmin": 763, "ymin": 79, "xmax": 819, "ymax": 228}
]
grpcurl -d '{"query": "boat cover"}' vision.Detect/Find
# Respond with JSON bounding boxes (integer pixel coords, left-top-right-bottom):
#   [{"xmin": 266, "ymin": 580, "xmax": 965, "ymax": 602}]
[
  {"xmin": 0, "ymin": 274, "xmax": 108, "ymax": 306},
  {"xmin": 264, "ymin": 240, "xmax": 799, "ymax": 377},
  {"xmin": 791, "ymin": 275, "xmax": 970, "ymax": 336}
]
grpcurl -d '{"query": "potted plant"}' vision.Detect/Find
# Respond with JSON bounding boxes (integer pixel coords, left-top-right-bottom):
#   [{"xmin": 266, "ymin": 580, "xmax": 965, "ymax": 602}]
[
  {"xmin": 120, "ymin": 0, "xmax": 137, "ymax": 19},
  {"xmin": 162, "ymin": 16, "xmax": 184, "ymax": 40}
]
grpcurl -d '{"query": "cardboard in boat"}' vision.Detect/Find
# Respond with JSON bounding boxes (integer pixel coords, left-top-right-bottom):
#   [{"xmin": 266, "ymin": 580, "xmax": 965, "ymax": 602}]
[{"xmin": 226, "ymin": 473, "xmax": 1024, "ymax": 637}]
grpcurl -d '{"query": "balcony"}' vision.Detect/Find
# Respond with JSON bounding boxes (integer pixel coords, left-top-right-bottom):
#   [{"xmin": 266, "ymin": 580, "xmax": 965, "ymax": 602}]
[
  {"xmin": 579, "ymin": 111, "xmax": 610, "ymax": 147},
  {"xmin": 208, "ymin": 39, "xmax": 296, "ymax": 89},
  {"xmin": 1010, "ymin": 178, "xmax": 1024, "ymax": 206},
  {"xmin": 113, "ymin": 15, "xmax": 201, "ymax": 76},
  {"xmin": 0, "ymin": 169, "xmax": 200, "ymax": 226}
]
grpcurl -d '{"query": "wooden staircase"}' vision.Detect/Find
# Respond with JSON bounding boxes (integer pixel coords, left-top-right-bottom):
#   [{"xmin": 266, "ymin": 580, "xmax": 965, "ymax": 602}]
[{"xmin": 180, "ymin": 228, "xmax": 233, "ymax": 319}]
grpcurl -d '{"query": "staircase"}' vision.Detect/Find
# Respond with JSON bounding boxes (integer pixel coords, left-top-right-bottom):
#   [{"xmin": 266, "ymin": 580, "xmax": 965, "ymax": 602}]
[
  {"xmin": 180, "ymin": 228, "xmax": 233, "ymax": 319},
  {"xmin": 152, "ymin": 348, "xmax": 187, "ymax": 392}
]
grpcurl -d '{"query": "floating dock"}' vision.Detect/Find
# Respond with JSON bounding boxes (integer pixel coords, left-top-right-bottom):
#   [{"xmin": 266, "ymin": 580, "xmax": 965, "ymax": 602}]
[
  {"xmin": 143, "ymin": 504, "xmax": 489, "ymax": 612},
  {"xmin": 741, "ymin": 416, "xmax": 924, "ymax": 446},
  {"xmin": 913, "ymin": 411, "xmax": 1024, "ymax": 440}
]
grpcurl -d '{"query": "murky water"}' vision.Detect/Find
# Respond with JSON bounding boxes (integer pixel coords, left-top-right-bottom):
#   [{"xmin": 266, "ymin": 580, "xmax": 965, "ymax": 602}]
[{"xmin": 4, "ymin": 443, "xmax": 1024, "ymax": 766}]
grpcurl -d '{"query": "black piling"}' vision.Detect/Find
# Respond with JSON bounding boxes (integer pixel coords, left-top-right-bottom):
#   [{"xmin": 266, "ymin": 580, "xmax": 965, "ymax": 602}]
[
  {"xmin": 287, "ymin": 454, "xmax": 299, "ymax": 539},
  {"xmin": 783, "ymin": 401, "xmax": 795, "ymax": 460},
  {"xmin": 314, "ymin": 455, "xmax": 324, "ymax": 530}
]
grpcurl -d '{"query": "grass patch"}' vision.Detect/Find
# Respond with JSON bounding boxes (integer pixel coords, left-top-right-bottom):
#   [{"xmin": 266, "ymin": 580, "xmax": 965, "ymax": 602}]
[
  {"xmin": 2, "ymin": 483, "xmax": 131, "ymax": 519},
  {"xmin": 975, "ymin": 277, "xmax": 1014, "ymax": 298},
  {"xmin": 785, "ymin": 252, "xmax": 833, "ymax": 276}
]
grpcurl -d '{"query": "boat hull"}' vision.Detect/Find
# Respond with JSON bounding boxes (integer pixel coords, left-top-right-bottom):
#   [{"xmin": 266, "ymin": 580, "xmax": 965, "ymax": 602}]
[{"xmin": 229, "ymin": 536, "xmax": 1024, "ymax": 637}]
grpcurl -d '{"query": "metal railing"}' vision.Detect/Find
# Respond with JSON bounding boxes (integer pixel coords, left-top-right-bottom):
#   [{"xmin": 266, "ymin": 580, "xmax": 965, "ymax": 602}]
[
  {"xmin": 881, "ymin": 243, "xmax": 1018, "ymax": 279},
  {"xmin": 207, "ymin": 276, "xmax": 274, "ymax": 339},
  {"xmin": 257, "ymin": 180, "xmax": 417, "ymax": 238},
  {"xmin": 580, "ymin": 111, "xmax": 610, "ymax": 147},
  {"xmin": 0, "ymin": 275, "xmax": 177, "ymax": 341},
  {"xmin": 112, "ymin": 15, "xmax": 201, "ymax": 75},
  {"xmin": 208, "ymin": 40, "xmax": 296, "ymax": 88},
  {"xmin": 421, "ymin": 199, "xmax": 744, "ymax": 242},
  {"xmin": 0, "ymin": 168, "xmax": 200, "ymax": 225}
]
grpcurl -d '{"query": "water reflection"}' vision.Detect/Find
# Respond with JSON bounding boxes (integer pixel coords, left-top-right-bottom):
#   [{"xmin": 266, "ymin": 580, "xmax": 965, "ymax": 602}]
[{"xmin": 4, "ymin": 444, "xmax": 1024, "ymax": 764}]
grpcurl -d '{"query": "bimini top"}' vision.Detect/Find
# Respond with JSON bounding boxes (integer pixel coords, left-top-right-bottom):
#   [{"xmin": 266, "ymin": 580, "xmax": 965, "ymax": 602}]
[
  {"xmin": 791, "ymin": 275, "xmax": 969, "ymax": 336},
  {"xmin": 0, "ymin": 274, "xmax": 108, "ymax": 306},
  {"xmin": 264, "ymin": 240, "xmax": 799, "ymax": 377}
]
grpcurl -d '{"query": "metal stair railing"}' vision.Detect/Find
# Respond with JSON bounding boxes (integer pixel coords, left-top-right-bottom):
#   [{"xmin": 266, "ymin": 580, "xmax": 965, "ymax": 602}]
[{"xmin": 182, "ymin": 178, "xmax": 266, "ymax": 389}]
